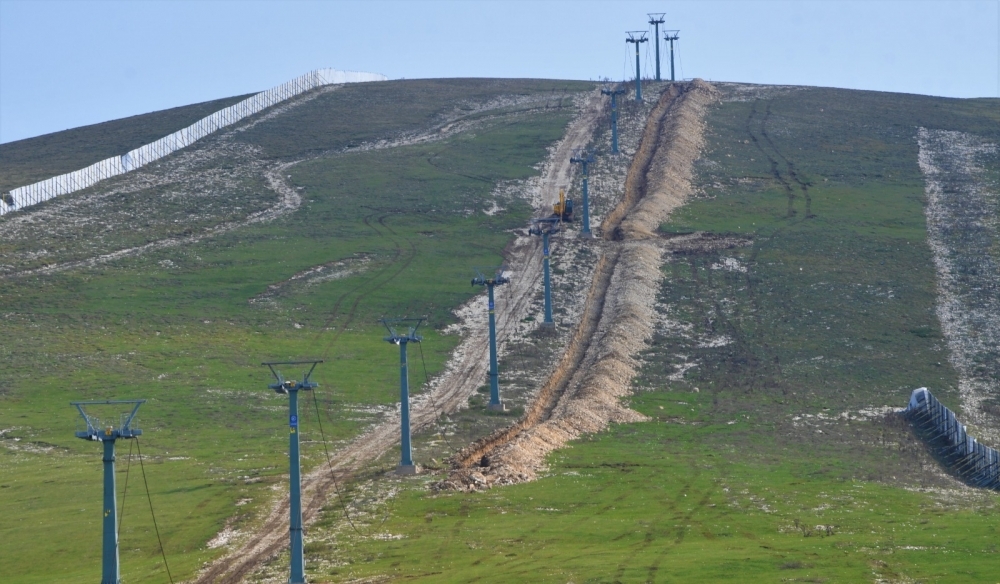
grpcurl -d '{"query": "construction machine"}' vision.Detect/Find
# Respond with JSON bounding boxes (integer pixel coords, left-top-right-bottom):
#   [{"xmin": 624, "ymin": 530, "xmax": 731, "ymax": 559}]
[{"xmin": 552, "ymin": 188, "xmax": 574, "ymax": 222}]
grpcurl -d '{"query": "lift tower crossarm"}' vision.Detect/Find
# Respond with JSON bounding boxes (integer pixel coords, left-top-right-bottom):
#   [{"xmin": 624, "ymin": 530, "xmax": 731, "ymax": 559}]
[
  {"xmin": 648, "ymin": 13, "xmax": 665, "ymax": 81},
  {"xmin": 380, "ymin": 318, "xmax": 425, "ymax": 472},
  {"xmin": 261, "ymin": 359, "xmax": 322, "ymax": 584},
  {"xmin": 600, "ymin": 84, "xmax": 626, "ymax": 154},
  {"xmin": 626, "ymin": 31, "xmax": 648, "ymax": 102}
]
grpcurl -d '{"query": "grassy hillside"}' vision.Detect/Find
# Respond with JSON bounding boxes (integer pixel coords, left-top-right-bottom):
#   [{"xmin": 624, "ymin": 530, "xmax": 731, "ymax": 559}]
[
  {"xmin": 318, "ymin": 86, "xmax": 1000, "ymax": 583},
  {"xmin": 0, "ymin": 93, "xmax": 253, "ymax": 193},
  {"xmin": 0, "ymin": 78, "xmax": 592, "ymax": 583}
]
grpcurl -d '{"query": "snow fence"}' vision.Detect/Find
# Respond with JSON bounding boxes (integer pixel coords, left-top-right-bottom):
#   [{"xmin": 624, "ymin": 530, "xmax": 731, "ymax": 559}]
[
  {"xmin": 0, "ymin": 68, "xmax": 387, "ymax": 216},
  {"xmin": 905, "ymin": 387, "xmax": 1000, "ymax": 490}
]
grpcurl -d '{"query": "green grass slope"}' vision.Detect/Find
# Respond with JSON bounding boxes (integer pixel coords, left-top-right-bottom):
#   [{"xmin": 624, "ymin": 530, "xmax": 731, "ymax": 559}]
[
  {"xmin": 326, "ymin": 86, "xmax": 1000, "ymax": 583},
  {"xmin": 0, "ymin": 78, "xmax": 592, "ymax": 583}
]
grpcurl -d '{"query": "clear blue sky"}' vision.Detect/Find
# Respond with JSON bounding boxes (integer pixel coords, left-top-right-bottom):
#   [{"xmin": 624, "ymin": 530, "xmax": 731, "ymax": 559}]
[{"xmin": 1, "ymin": 0, "xmax": 998, "ymax": 144}]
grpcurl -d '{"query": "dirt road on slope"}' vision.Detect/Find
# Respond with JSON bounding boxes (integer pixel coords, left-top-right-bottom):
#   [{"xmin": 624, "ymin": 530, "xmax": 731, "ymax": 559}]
[
  {"xmin": 441, "ymin": 79, "xmax": 718, "ymax": 490},
  {"xmin": 191, "ymin": 90, "xmax": 605, "ymax": 584}
]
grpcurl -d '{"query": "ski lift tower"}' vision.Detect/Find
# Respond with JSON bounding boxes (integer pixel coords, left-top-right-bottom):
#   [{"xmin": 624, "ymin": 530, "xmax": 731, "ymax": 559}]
[
  {"xmin": 626, "ymin": 31, "xmax": 648, "ymax": 102},
  {"xmin": 262, "ymin": 359, "xmax": 322, "ymax": 584},
  {"xmin": 381, "ymin": 318, "xmax": 425, "ymax": 472},
  {"xmin": 648, "ymin": 13, "xmax": 666, "ymax": 81},
  {"xmin": 570, "ymin": 149, "xmax": 596, "ymax": 237},
  {"xmin": 528, "ymin": 218, "xmax": 560, "ymax": 328},
  {"xmin": 601, "ymin": 84, "xmax": 626, "ymax": 154},
  {"xmin": 71, "ymin": 399, "xmax": 145, "ymax": 584},
  {"xmin": 664, "ymin": 30, "xmax": 680, "ymax": 82},
  {"xmin": 471, "ymin": 268, "xmax": 510, "ymax": 411}
]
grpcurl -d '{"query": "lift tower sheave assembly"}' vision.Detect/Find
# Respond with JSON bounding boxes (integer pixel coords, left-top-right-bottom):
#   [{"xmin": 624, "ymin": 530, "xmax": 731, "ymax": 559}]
[
  {"xmin": 72, "ymin": 399, "xmax": 145, "ymax": 584},
  {"xmin": 664, "ymin": 30, "xmax": 680, "ymax": 82},
  {"xmin": 626, "ymin": 31, "xmax": 648, "ymax": 102},
  {"xmin": 601, "ymin": 85, "xmax": 626, "ymax": 154},
  {"xmin": 471, "ymin": 268, "xmax": 510, "ymax": 411},
  {"xmin": 263, "ymin": 359, "xmax": 322, "ymax": 584},
  {"xmin": 570, "ymin": 149, "xmax": 596, "ymax": 237},
  {"xmin": 528, "ymin": 218, "xmax": 560, "ymax": 328},
  {"xmin": 648, "ymin": 13, "xmax": 666, "ymax": 81},
  {"xmin": 381, "ymin": 318, "xmax": 424, "ymax": 472}
]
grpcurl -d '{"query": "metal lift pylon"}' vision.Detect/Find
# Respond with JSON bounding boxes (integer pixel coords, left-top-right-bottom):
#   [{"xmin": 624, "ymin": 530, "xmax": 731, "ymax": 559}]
[
  {"xmin": 601, "ymin": 84, "xmax": 626, "ymax": 154},
  {"xmin": 528, "ymin": 218, "xmax": 560, "ymax": 329},
  {"xmin": 71, "ymin": 399, "xmax": 145, "ymax": 584},
  {"xmin": 648, "ymin": 13, "xmax": 665, "ymax": 81},
  {"xmin": 472, "ymin": 268, "xmax": 510, "ymax": 410},
  {"xmin": 381, "ymin": 318, "xmax": 424, "ymax": 471},
  {"xmin": 263, "ymin": 359, "xmax": 322, "ymax": 584},
  {"xmin": 626, "ymin": 31, "xmax": 648, "ymax": 102},
  {"xmin": 570, "ymin": 149, "xmax": 596, "ymax": 237}
]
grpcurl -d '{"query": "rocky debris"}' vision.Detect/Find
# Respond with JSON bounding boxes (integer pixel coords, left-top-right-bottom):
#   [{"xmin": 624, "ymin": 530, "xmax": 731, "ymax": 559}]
[{"xmin": 917, "ymin": 128, "xmax": 1000, "ymax": 446}]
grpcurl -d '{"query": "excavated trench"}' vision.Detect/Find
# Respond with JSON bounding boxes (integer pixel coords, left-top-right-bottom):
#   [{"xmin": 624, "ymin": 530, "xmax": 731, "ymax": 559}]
[{"xmin": 442, "ymin": 79, "xmax": 719, "ymax": 490}]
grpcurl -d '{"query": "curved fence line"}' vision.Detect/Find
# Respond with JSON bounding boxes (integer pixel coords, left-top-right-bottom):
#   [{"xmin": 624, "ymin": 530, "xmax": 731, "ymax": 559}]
[
  {"xmin": 0, "ymin": 68, "xmax": 386, "ymax": 216},
  {"xmin": 904, "ymin": 387, "xmax": 1000, "ymax": 490}
]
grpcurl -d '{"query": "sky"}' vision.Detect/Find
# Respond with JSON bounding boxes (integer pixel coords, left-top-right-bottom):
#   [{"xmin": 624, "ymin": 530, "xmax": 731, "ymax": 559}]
[{"xmin": 1, "ymin": 0, "xmax": 998, "ymax": 144}]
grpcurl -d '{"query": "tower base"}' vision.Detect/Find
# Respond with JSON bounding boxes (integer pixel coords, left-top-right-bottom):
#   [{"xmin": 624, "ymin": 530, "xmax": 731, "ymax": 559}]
[
  {"xmin": 580, "ymin": 231, "xmax": 595, "ymax": 239},
  {"xmin": 487, "ymin": 402, "xmax": 507, "ymax": 412},
  {"xmin": 539, "ymin": 321, "xmax": 556, "ymax": 330},
  {"xmin": 396, "ymin": 464, "xmax": 418, "ymax": 475}
]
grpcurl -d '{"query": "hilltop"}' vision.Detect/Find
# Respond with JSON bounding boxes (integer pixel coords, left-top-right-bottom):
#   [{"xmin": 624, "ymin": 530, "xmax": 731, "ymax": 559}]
[{"xmin": 1, "ymin": 77, "xmax": 998, "ymax": 583}]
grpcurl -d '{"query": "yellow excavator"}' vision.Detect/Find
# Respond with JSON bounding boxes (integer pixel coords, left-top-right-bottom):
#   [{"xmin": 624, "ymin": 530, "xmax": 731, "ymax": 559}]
[{"xmin": 551, "ymin": 188, "xmax": 574, "ymax": 222}]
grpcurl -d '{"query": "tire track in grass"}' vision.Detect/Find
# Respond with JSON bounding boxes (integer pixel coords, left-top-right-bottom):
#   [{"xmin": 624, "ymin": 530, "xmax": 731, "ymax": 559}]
[
  {"xmin": 740, "ymin": 99, "xmax": 818, "ymax": 395},
  {"xmin": 316, "ymin": 212, "xmax": 418, "ymax": 358},
  {"xmin": 308, "ymin": 212, "xmax": 391, "ymax": 334},
  {"xmin": 746, "ymin": 101, "xmax": 797, "ymax": 218},
  {"xmin": 611, "ymin": 466, "xmax": 707, "ymax": 582},
  {"xmin": 761, "ymin": 101, "xmax": 813, "ymax": 218}
]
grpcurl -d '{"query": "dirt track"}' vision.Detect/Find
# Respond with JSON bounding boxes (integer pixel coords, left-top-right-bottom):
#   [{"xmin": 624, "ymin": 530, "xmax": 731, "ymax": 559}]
[{"xmin": 190, "ymin": 89, "xmax": 606, "ymax": 584}]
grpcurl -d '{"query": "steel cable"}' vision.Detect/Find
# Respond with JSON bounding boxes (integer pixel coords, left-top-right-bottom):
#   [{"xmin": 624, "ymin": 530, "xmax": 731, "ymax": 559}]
[
  {"xmin": 134, "ymin": 438, "xmax": 174, "ymax": 584},
  {"xmin": 309, "ymin": 388, "xmax": 396, "ymax": 538},
  {"xmin": 117, "ymin": 439, "xmax": 134, "ymax": 541}
]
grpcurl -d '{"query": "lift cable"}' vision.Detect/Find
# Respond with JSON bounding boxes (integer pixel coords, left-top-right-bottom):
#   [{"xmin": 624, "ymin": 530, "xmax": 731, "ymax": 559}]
[
  {"xmin": 117, "ymin": 438, "xmax": 134, "ymax": 541},
  {"xmin": 310, "ymin": 388, "xmax": 395, "ymax": 538},
  {"xmin": 135, "ymin": 438, "xmax": 174, "ymax": 584},
  {"xmin": 416, "ymin": 340, "xmax": 467, "ymax": 455}
]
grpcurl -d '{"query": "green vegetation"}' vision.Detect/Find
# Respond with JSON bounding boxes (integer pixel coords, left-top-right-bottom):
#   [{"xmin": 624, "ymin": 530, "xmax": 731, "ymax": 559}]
[
  {"xmin": 336, "ymin": 392, "xmax": 998, "ymax": 583},
  {"xmin": 0, "ymin": 79, "xmax": 589, "ymax": 583},
  {"xmin": 308, "ymin": 86, "xmax": 1000, "ymax": 582}
]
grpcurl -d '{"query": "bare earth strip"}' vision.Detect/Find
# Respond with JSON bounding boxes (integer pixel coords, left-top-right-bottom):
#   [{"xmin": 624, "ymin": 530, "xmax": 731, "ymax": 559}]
[
  {"xmin": 441, "ymin": 79, "xmax": 719, "ymax": 490},
  {"xmin": 190, "ymin": 89, "xmax": 606, "ymax": 583},
  {"xmin": 917, "ymin": 128, "xmax": 1000, "ymax": 445}
]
